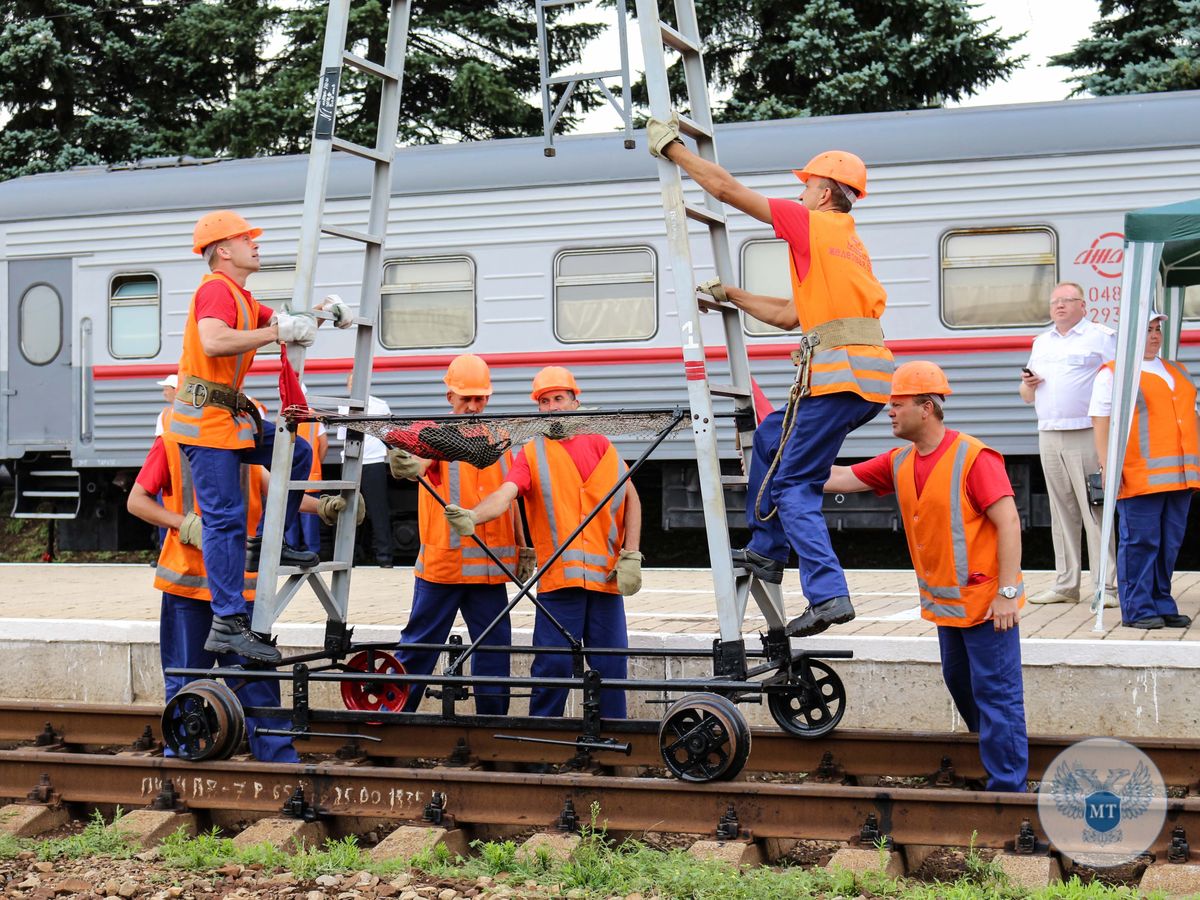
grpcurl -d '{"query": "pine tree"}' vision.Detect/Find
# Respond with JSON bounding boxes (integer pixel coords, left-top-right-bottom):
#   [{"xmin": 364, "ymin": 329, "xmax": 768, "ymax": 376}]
[
  {"xmin": 680, "ymin": 0, "xmax": 1024, "ymax": 121},
  {"xmin": 1049, "ymin": 0, "xmax": 1200, "ymax": 96}
]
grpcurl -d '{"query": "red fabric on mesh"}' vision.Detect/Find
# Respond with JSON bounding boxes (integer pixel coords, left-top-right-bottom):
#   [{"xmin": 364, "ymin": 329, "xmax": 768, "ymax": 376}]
[{"xmin": 278, "ymin": 350, "xmax": 308, "ymax": 414}]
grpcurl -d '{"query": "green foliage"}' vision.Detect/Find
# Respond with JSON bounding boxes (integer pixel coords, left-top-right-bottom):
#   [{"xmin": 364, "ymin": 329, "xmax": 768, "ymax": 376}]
[
  {"xmin": 1049, "ymin": 0, "xmax": 1200, "ymax": 96},
  {"xmin": 287, "ymin": 835, "xmax": 371, "ymax": 881},
  {"xmin": 34, "ymin": 809, "xmax": 138, "ymax": 860},
  {"xmin": 0, "ymin": 832, "xmax": 21, "ymax": 860},
  {"xmin": 664, "ymin": 0, "xmax": 1025, "ymax": 121}
]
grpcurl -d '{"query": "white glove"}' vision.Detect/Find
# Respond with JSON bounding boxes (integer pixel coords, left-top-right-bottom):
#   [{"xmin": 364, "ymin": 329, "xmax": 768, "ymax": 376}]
[
  {"xmin": 320, "ymin": 294, "xmax": 354, "ymax": 329},
  {"xmin": 179, "ymin": 511, "xmax": 203, "ymax": 548},
  {"xmin": 387, "ymin": 448, "xmax": 424, "ymax": 480},
  {"xmin": 697, "ymin": 278, "xmax": 728, "ymax": 303},
  {"xmin": 647, "ymin": 114, "xmax": 682, "ymax": 159},
  {"xmin": 607, "ymin": 549, "xmax": 643, "ymax": 596},
  {"xmin": 274, "ymin": 312, "xmax": 317, "ymax": 346},
  {"xmin": 317, "ymin": 492, "xmax": 366, "ymax": 526},
  {"xmin": 516, "ymin": 547, "xmax": 537, "ymax": 583},
  {"xmin": 444, "ymin": 504, "xmax": 476, "ymax": 537}
]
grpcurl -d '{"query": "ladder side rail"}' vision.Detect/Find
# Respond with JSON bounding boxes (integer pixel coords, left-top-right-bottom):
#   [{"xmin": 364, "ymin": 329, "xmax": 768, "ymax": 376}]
[
  {"xmin": 254, "ymin": 0, "xmax": 357, "ymax": 629},
  {"xmin": 536, "ymin": 0, "xmax": 556, "ymax": 155},
  {"xmin": 616, "ymin": 0, "xmax": 634, "ymax": 148},
  {"xmin": 633, "ymin": 0, "xmax": 740, "ymax": 644}
]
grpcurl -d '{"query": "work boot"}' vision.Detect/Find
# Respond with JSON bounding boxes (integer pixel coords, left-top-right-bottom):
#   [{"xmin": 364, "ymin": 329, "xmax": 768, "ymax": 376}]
[
  {"xmin": 1122, "ymin": 616, "xmax": 1165, "ymax": 630},
  {"xmin": 245, "ymin": 536, "xmax": 319, "ymax": 572},
  {"xmin": 786, "ymin": 595, "xmax": 856, "ymax": 637},
  {"xmin": 204, "ymin": 614, "xmax": 282, "ymax": 664},
  {"xmin": 1162, "ymin": 614, "xmax": 1192, "ymax": 628},
  {"xmin": 731, "ymin": 547, "xmax": 785, "ymax": 584}
]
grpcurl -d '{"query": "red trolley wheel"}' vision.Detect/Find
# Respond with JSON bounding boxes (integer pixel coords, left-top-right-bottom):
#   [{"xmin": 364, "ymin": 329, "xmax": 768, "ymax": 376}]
[{"xmin": 341, "ymin": 650, "xmax": 411, "ymax": 712}]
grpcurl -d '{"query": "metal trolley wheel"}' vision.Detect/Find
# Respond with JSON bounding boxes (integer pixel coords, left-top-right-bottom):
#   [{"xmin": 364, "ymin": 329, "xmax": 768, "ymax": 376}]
[
  {"xmin": 161, "ymin": 679, "xmax": 247, "ymax": 761},
  {"xmin": 341, "ymin": 650, "xmax": 411, "ymax": 712},
  {"xmin": 768, "ymin": 658, "xmax": 846, "ymax": 739},
  {"xmin": 658, "ymin": 692, "xmax": 752, "ymax": 783}
]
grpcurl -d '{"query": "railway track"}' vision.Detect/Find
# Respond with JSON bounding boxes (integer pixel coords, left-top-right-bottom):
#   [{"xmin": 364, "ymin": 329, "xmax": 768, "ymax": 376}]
[{"xmin": 3, "ymin": 700, "xmax": 1200, "ymax": 857}]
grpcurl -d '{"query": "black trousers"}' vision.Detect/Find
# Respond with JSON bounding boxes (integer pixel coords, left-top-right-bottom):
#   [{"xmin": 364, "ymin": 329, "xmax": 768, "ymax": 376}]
[{"xmin": 360, "ymin": 462, "xmax": 394, "ymax": 563}]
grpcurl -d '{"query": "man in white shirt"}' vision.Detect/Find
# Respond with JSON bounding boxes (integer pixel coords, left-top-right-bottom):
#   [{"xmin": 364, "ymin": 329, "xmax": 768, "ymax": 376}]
[
  {"xmin": 1019, "ymin": 281, "xmax": 1118, "ymax": 607},
  {"xmin": 339, "ymin": 374, "xmax": 395, "ymax": 567}
]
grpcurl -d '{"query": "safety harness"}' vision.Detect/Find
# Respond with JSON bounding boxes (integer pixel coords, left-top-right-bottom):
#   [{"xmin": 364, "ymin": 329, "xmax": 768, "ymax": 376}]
[{"xmin": 180, "ymin": 374, "xmax": 264, "ymax": 447}]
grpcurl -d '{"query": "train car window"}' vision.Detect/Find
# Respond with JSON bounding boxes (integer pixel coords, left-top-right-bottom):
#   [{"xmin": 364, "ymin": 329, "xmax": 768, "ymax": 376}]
[
  {"xmin": 380, "ymin": 256, "xmax": 475, "ymax": 349},
  {"xmin": 245, "ymin": 266, "xmax": 296, "ymax": 357},
  {"xmin": 19, "ymin": 284, "xmax": 63, "ymax": 365},
  {"xmin": 740, "ymin": 239, "xmax": 797, "ymax": 336},
  {"xmin": 108, "ymin": 274, "xmax": 160, "ymax": 359},
  {"xmin": 941, "ymin": 228, "xmax": 1056, "ymax": 328},
  {"xmin": 553, "ymin": 248, "xmax": 656, "ymax": 342},
  {"xmin": 1183, "ymin": 285, "xmax": 1200, "ymax": 318}
]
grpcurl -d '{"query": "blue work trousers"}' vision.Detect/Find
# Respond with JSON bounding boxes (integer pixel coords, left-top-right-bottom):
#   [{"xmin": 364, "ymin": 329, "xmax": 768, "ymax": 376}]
[
  {"xmin": 159, "ymin": 593, "xmax": 298, "ymax": 763},
  {"xmin": 182, "ymin": 419, "xmax": 310, "ymax": 617},
  {"xmin": 937, "ymin": 622, "xmax": 1028, "ymax": 792},
  {"xmin": 395, "ymin": 578, "xmax": 512, "ymax": 715},
  {"xmin": 1117, "ymin": 490, "xmax": 1191, "ymax": 624},
  {"xmin": 746, "ymin": 392, "xmax": 883, "ymax": 603},
  {"xmin": 529, "ymin": 587, "xmax": 628, "ymax": 720},
  {"xmin": 286, "ymin": 511, "xmax": 322, "ymax": 556}
]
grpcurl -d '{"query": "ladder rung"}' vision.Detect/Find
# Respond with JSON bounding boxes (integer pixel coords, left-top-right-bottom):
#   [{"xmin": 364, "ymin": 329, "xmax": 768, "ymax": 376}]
[
  {"xmin": 307, "ymin": 395, "xmax": 364, "ymax": 410},
  {"xmin": 659, "ymin": 22, "xmax": 701, "ymax": 55},
  {"xmin": 312, "ymin": 309, "xmax": 373, "ymax": 329},
  {"xmin": 12, "ymin": 513, "xmax": 77, "ymax": 520},
  {"xmin": 697, "ymin": 297, "xmax": 734, "ymax": 313},
  {"xmin": 321, "ymin": 224, "xmax": 384, "ymax": 245},
  {"xmin": 538, "ymin": 0, "xmax": 582, "ymax": 7},
  {"xmin": 21, "ymin": 490, "xmax": 80, "ymax": 498},
  {"xmin": 277, "ymin": 561, "xmax": 351, "ymax": 577},
  {"xmin": 720, "ymin": 474, "xmax": 749, "ymax": 486},
  {"xmin": 685, "ymin": 204, "xmax": 725, "ymax": 227},
  {"xmin": 289, "ymin": 480, "xmax": 357, "ymax": 491},
  {"xmin": 332, "ymin": 136, "xmax": 392, "ymax": 164},
  {"xmin": 341, "ymin": 50, "xmax": 401, "ymax": 82},
  {"xmin": 28, "ymin": 470, "xmax": 78, "ymax": 478},
  {"xmin": 709, "ymin": 383, "xmax": 751, "ymax": 399},
  {"xmin": 543, "ymin": 71, "xmax": 623, "ymax": 86},
  {"xmin": 676, "ymin": 113, "xmax": 712, "ymax": 141}
]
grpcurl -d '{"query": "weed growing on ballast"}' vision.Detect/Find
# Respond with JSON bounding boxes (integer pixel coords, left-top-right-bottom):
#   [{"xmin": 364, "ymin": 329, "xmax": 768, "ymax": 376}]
[{"xmin": 34, "ymin": 809, "xmax": 138, "ymax": 860}]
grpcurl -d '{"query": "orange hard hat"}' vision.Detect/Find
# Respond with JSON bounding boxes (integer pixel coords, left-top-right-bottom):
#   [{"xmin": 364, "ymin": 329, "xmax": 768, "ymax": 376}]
[
  {"xmin": 530, "ymin": 366, "xmax": 580, "ymax": 401},
  {"xmin": 192, "ymin": 210, "xmax": 263, "ymax": 255},
  {"xmin": 793, "ymin": 150, "xmax": 868, "ymax": 199},
  {"xmin": 891, "ymin": 361, "xmax": 952, "ymax": 398},
  {"xmin": 444, "ymin": 354, "xmax": 493, "ymax": 397}
]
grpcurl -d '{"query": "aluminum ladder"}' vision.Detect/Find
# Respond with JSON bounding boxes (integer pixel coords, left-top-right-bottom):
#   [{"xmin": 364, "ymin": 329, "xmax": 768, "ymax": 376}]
[{"xmin": 251, "ymin": 0, "xmax": 412, "ymax": 647}]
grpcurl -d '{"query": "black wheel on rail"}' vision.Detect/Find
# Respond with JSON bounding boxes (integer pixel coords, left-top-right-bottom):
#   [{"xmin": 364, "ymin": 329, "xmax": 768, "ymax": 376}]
[
  {"xmin": 658, "ymin": 692, "xmax": 752, "ymax": 783},
  {"xmin": 768, "ymin": 658, "xmax": 846, "ymax": 739},
  {"xmin": 161, "ymin": 679, "xmax": 245, "ymax": 761}
]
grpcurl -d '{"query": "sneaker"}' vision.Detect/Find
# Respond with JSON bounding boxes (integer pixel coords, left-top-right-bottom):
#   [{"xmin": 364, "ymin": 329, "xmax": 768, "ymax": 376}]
[
  {"xmin": 204, "ymin": 614, "xmax": 282, "ymax": 663},
  {"xmin": 786, "ymin": 595, "xmax": 856, "ymax": 637},
  {"xmin": 1102, "ymin": 592, "xmax": 1119, "ymax": 609},
  {"xmin": 1028, "ymin": 589, "xmax": 1078, "ymax": 605},
  {"xmin": 731, "ymin": 547, "xmax": 785, "ymax": 584},
  {"xmin": 1122, "ymin": 616, "xmax": 1165, "ymax": 630},
  {"xmin": 245, "ymin": 536, "xmax": 319, "ymax": 572},
  {"xmin": 1162, "ymin": 614, "xmax": 1192, "ymax": 628}
]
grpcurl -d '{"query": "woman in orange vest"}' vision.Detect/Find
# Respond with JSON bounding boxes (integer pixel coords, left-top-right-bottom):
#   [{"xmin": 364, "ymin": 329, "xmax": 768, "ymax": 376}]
[
  {"xmin": 1090, "ymin": 312, "xmax": 1198, "ymax": 629},
  {"xmin": 443, "ymin": 366, "xmax": 643, "ymax": 719},
  {"xmin": 645, "ymin": 119, "xmax": 892, "ymax": 640},
  {"xmin": 824, "ymin": 362, "xmax": 1029, "ymax": 792}
]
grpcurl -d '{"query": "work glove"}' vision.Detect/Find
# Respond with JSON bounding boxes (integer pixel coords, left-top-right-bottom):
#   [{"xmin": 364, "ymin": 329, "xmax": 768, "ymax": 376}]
[
  {"xmin": 317, "ymin": 492, "xmax": 366, "ymax": 526},
  {"xmin": 516, "ymin": 547, "xmax": 537, "ymax": 583},
  {"xmin": 320, "ymin": 293, "xmax": 354, "ymax": 329},
  {"xmin": 647, "ymin": 114, "xmax": 682, "ymax": 159},
  {"xmin": 697, "ymin": 278, "xmax": 728, "ymax": 303},
  {"xmin": 179, "ymin": 511, "xmax": 203, "ymax": 549},
  {"xmin": 274, "ymin": 311, "xmax": 318, "ymax": 346},
  {"xmin": 387, "ymin": 447, "xmax": 424, "ymax": 480},
  {"xmin": 444, "ymin": 503, "xmax": 476, "ymax": 537},
  {"xmin": 607, "ymin": 549, "xmax": 643, "ymax": 596}
]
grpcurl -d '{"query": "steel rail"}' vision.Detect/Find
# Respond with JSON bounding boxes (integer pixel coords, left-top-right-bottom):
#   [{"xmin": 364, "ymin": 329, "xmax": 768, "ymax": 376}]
[
  {"xmin": 1, "ymin": 749, "xmax": 1198, "ymax": 853},
  {"xmin": 4, "ymin": 701, "xmax": 1200, "ymax": 786}
]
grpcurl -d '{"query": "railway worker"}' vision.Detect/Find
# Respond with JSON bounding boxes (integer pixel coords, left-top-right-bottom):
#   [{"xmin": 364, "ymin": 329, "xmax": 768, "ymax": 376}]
[
  {"xmin": 1020, "ymin": 282, "xmax": 1118, "ymax": 608},
  {"xmin": 168, "ymin": 210, "xmax": 348, "ymax": 664},
  {"xmin": 384, "ymin": 354, "xmax": 525, "ymax": 715},
  {"xmin": 154, "ymin": 374, "xmax": 178, "ymax": 436},
  {"xmin": 339, "ymin": 373, "xmax": 395, "ymax": 567},
  {"xmin": 127, "ymin": 431, "xmax": 359, "ymax": 762},
  {"xmin": 1089, "ymin": 312, "xmax": 1198, "ymax": 630},
  {"xmin": 441, "ymin": 366, "xmax": 642, "ymax": 719},
  {"xmin": 645, "ymin": 118, "xmax": 891, "ymax": 638},
  {"xmin": 286, "ymin": 383, "xmax": 328, "ymax": 557},
  {"xmin": 823, "ymin": 361, "xmax": 1028, "ymax": 793}
]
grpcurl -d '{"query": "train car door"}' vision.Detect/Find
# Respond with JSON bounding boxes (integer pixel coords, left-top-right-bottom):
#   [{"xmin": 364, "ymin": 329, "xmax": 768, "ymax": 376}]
[{"xmin": 7, "ymin": 258, "xmax": 74, "ymax": 447}]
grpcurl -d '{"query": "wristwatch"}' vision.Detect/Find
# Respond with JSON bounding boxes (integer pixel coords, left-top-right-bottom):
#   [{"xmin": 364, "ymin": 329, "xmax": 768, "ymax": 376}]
[{"xmin": 999, "ymin": 585, "xmax": 1020, "ymax": 600}]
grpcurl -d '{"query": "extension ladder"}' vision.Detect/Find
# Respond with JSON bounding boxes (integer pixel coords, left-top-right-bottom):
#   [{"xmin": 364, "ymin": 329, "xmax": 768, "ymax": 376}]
[{"xmin": 251, "ymin": 0, "xmax": 412, "ymax": 645}]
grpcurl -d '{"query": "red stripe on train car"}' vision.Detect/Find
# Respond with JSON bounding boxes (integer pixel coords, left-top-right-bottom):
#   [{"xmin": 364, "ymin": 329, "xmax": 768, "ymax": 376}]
[{"xmin": 91, "ymin": 331, "xmax": 1200, "ymax": 380}]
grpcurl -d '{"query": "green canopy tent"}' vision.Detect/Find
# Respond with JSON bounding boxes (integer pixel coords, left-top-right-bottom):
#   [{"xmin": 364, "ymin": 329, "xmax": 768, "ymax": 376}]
[{"xmin": 1094, "ymin": 198, "xmax": 1200, "ymax": 630}]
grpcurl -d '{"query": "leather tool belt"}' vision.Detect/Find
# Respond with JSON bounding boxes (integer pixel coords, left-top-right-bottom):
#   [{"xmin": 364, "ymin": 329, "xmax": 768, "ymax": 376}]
[
  {"xmin": 180, "ymin": 374, "xmax": 264, "ymax": 447},
  {"xmin": 788, "ymin": 317, "xmax": 886, "ymax": 398}
]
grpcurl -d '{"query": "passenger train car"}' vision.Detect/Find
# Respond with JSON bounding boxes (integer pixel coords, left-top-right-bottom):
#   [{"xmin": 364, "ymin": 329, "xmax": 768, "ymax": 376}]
[{"xmin": 2, "ymin": 90, "xmax": 1199, "ymax": 554}]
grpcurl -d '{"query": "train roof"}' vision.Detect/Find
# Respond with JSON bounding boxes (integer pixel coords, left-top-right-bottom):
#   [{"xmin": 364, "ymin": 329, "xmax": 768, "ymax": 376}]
[{"xmin": 2, "ymin": 90, "xmax": 1198, "ymax": 224}]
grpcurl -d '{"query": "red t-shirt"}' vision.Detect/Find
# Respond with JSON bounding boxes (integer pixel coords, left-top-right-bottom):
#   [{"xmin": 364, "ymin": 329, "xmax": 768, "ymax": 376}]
[
  {"xmin": 850, "ymin": 430, "xmax": 1013, "ymax": 514},
  {"xmin": 505, "ymin": 434, "xmax": 613, "ymax": 496},
  {"xmin": 135, "ymin": 438, "xmax": 170, "ymax": 495},
  {"xmin": 194, "ymin": 279, "xmax": 273, "ymax": 328},
  {"xmin": 769, "ymin": 197, "xmax": 812, "ymax": 282}
]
